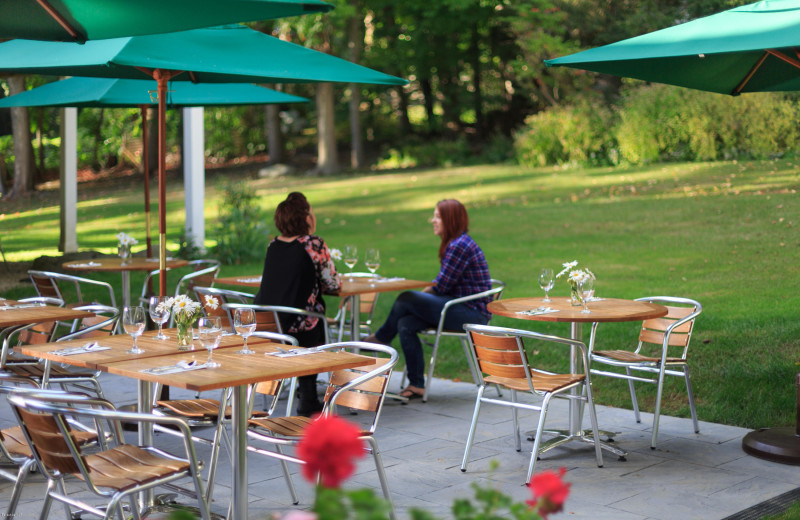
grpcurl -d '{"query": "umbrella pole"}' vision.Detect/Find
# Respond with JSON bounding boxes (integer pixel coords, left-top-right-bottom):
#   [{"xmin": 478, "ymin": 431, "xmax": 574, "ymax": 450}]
[
  {"xmin": 155, "ymin": 70, "xmax": 172, "ymax": 297},
  {"xmin": 141, "ymin": 106, "xmax": 153, "ymax": 259}
]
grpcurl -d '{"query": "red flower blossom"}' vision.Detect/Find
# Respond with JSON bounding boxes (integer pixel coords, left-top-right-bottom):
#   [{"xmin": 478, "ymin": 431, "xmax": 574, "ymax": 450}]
[
  {"xmin": 296, "ymin": 414, "xmax": 365, "ymax": 488},
  {"xmin": 527, "ymin": 467, "xmax": 570, "ymax": 519}
]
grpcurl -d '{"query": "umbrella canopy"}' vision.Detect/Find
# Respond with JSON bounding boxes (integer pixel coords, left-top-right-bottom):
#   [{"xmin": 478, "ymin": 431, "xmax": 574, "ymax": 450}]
[
  {"xmin": 0, "ymin": 76, "xmax": 308, "ymax": 258},
  {"xmin": 0, "ymin": 76, "xmax": 309, "ymax": 107},
  {"xmin": 0, "ymin": 24, "xmax": 406, "ymax": 301},
  {"xmin": 0, "ymin": 0, "xmax": 332, "ymax": 42},
  {"xmin": 545, "ymin": 0, "xmax": 800, "ymax": 95}
]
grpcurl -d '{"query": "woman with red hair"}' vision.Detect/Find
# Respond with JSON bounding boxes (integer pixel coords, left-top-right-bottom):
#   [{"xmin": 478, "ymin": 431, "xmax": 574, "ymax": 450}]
[{"xmin": 367, "ymin": 199, "xmax": 492, "ymax": 399}]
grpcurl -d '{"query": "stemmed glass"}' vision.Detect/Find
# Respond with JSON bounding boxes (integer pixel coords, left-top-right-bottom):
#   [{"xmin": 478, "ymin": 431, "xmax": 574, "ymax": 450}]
[
  {"xmin": 148, "ymin": 296, "xmax": 170, "ymax": 340},
  {"xmin": 123, "ymin": 306, "xmax": 146, "ymax": 354},
  {"xmin": 364, "ymin": 248, "xmax": 380, "ymax": 287},
  {"xmin": 343, "ymin": 244, "xmax": 358, "ymax": 273},
  {"xmin": 538, "ymin": 268, "xmax": 555, "ymax": 303},
  {"xmin": 234, "ymin": 308, "xmax": 257, "ymax": 355},
  {"xmin": 198, "ymin": 316, "xmax": 222, "ymax": 368},
  {"xmin": 579, "ymin": 278, "xmax": 594, "ymax": 314}
]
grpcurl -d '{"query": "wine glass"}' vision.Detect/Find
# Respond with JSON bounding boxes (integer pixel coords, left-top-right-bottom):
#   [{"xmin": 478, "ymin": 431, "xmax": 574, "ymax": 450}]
[
  {"xmin": 234, "ymin": 308, "xmax": 257, "ymax": 355},
  {"xmin": 579, "ymin": 278, "xmax": 594, "ymax": 314},
  {"xmin": 198, "ymin": 316, "xmax": 222, "ymax": 368},
  {"xmin": 123, "ymin": 306, "xmax": 146, "ymax": 354},
  {"xmin": 538, "ymin": 268, "xmax": 555, "ymax": 303},
  {"xmin": 343, "ymin": 244, "xmax": 358, "ymax": 273},
  {"xmin": 148, "ymin": 296, "xmax": 170, "ymax": 340},
  {"xmin": 364, "ymin": 248, "xmax": 380, "ymax": 287}
]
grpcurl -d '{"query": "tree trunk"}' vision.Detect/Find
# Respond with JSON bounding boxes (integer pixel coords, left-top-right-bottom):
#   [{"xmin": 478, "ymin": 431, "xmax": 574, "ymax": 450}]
[
  {"xmin": 315, "ymin": 82, "xmax": 339, "ymax": 175},
  {"xmin": 5, "ymin": 76, "xmax": 34, "ymax": 200},
  {"xmin": 348, "ymin": 11, "xmax": 365, "ymax": 170},
  {"xmin": 421, "ymin": 78, "xmax": 435, "ymax": 131},
  {"xmin": 471, "ymin": 22, "xmax": 484, "ymax": 138},
  {"xmin": 266, "ymin": 104, "xmax": 283, "ymax": 164}
]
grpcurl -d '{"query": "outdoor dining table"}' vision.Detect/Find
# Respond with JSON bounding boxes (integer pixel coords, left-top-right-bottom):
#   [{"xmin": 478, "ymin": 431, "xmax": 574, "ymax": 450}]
[
  {"xmin": 63, "ymin": 257, "xmax": 190, "ymax": 309},
  {"xmin": 0, "ymin": 299, "xmax": 96, "ymax": 329},
  {"xmin": 216, "ymin": 273, "xmax": 433, "ymax": 342},
  {"xmin": 20, "ymin": 331, "xmax": 376, "ymax": 520},
  {"xmin": 487, "ymin": 296, "xmax": 668, "ymax": 458}
]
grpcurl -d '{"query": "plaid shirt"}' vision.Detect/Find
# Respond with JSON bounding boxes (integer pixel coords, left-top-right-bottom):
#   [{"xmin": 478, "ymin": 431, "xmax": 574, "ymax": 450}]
[{"xmin": 432, "ymin": 233, "xmax": 492, "ymax": 318}]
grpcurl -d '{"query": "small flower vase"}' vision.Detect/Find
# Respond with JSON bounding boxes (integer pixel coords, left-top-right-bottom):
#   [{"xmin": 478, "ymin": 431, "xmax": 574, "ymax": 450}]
[
  {"xmin": 176, "ymin": 321, "xmax": 194, "ymax": 350},
  {"xmin": 569, "ymin": 283, "xmax": 583, "ymax": 306},
  {"xmin": 118, "ymin": 243, "xmax": 131, "ymax": 265}
]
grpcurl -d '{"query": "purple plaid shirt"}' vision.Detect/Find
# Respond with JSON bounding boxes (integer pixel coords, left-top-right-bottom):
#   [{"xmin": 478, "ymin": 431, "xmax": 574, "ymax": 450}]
[{"xmin": 432, "ymin": 233, "xmax": 492, "ymax": 318}]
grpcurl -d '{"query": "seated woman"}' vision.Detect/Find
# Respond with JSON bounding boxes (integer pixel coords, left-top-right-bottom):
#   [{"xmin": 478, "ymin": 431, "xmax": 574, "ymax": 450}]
[
  {"xmin": 366, "ymin": 199, "xmax": 492, "ymax": 399},
  {"xmin": 254, "ymin": 192, "xmax": 341, "ymax": 416}
]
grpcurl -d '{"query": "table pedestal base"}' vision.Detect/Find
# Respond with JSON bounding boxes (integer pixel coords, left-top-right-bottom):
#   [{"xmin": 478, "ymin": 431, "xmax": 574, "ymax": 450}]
[
  {"xmin": 742, "ymin": 428, "xmax": 800, "ymax": 465},
  {"xmin": 529, "ymin": 428, "xmax": 628, "ymax": 459}
]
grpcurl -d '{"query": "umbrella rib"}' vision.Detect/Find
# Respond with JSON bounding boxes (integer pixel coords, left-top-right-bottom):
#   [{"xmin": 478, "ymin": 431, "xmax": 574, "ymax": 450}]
[
  {"xmin": 35, "ymin": 0, "xmax": 85, "ymax": 43},
  {"xmin": 765, "ymin": 48, "xmax": 800, "ymax": 71},
  {"xmin": 733, "ymin": 52, "xmax": 768, "ymax": 95}
]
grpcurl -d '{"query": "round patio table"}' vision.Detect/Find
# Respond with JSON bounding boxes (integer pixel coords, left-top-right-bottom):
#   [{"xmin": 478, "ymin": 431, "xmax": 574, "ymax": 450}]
[
  {"xmin": 488, "ymin": 296, "xmax": 668, "ymax": 458},
  {"xmin": 63, "ymin": 257, "xmax": 189, "ymax": 309}
]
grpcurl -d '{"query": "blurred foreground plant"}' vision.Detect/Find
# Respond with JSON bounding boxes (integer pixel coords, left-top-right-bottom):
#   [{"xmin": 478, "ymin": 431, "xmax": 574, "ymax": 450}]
[{"xmin": 273, "ymin": 414, "xmax": 570, "ymax": 520}]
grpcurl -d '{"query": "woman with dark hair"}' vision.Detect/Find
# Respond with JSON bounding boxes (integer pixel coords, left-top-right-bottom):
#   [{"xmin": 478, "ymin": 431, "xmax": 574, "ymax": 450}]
[
  {"xmin": 255, "ymin": 191, "xmax": 341, "ymax": 416},
  {"xmin": 366, "ymin": 199, "xmax": 492, "ymax": 399}
]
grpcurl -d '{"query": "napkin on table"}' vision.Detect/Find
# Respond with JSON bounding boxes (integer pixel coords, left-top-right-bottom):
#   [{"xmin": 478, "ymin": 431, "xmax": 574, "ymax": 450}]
[
  {"xmin": 516, "ymin": 307, "xmax": 559, "ymax": 316},
  {"xmin": 49, "ymin": 342, "xmax": 111, "ymax": 356},
  {"xmin": 141, "ymin": 360, "xmax": 208, "ymax": 375}
]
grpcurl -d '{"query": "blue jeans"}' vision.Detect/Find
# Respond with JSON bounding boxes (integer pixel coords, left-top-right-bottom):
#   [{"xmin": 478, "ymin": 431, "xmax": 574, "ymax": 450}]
[{"xmin": 374, "ymin": 291, "xmax": 488, "ymax": 389}]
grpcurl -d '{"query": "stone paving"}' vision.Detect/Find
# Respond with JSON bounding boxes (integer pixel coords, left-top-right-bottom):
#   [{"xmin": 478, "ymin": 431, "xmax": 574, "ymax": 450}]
[{"xmin": 2, "ymin": 371, "xmax": 797, "ymax": 519}]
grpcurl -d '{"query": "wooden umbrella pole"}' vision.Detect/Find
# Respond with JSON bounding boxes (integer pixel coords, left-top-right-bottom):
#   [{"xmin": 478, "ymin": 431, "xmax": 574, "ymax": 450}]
[
  {"xmin": 155, "ymin": 70, "xmax": 170, "ymax": 297},
  {"xmin": 141, "ymin": 106, "xmax": 153, "ymax": 259}
]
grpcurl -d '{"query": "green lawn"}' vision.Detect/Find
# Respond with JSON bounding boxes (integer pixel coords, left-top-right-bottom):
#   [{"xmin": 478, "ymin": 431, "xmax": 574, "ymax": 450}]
[{"xmin": 2, "ymin": 159, "xmax": 799, "ymax": 429}]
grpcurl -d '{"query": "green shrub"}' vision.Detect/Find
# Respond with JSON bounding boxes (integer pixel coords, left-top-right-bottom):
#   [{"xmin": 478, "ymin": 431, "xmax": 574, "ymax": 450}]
[
  {"xmin": 513, "ymin": 97, "xmax": 616, "ymax": 167},
  {"xmin": 375, "ymin": 136, "xmax": 474, "ymax": 169},
  {"xmin": 211, "ymin": 181, "xmax": 269, "ymax": 265}
]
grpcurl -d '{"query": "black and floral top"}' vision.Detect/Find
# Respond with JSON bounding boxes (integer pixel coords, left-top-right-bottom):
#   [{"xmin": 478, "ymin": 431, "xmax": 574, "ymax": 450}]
[{"xmin": 254, "ymin": 235, "xmax": 341, "ymax": 339}]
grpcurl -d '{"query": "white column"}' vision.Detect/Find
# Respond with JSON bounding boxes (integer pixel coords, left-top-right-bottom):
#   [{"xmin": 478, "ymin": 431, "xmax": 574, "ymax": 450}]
[
  {"xmin": 59, "ymin": 107, "xmax": 78, "ymax": 253},
  {"xmin": 183, "ymin": 107, "xmax": 205, "ymax": 252}
]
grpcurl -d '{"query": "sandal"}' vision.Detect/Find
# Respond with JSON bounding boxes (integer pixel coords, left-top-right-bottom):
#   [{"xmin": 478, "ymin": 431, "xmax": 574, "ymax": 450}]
[{"xmin": 399, "ymin": 386, "xmax": 424, "ymax": 400}]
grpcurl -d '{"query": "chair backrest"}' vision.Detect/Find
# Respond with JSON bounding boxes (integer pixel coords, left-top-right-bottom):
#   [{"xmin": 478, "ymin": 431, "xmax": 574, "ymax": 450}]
[
  {"xmin": 175, "ymin": 260, "xmax": 221, "ymax": 297},
  {"xmin": 318, "ymin": 341, "xmax": 398, "ymax": 435},
  {"xmin": 56, "ymin": 305, "xmax": 120, "ymax": 340},
  {"xmin": 465, "ymin": 323, "xmax": 590, "ymax": 393},
  {"xmin": 28, "ymin": 270, "xmax": 117, "ymax": 308},
  {"xmin": 28, "ymin": 271, "xmax": 64, "ymax": 302},
  {"xmin": 223, "ymin": 303, "xmax": 330, "ymax": 342},
  {"xmin": 634, "ymin": 296, "xmax": 702, "ymax": 359},
  {"xmin": 249, "ymin": 330, "xmax": 299, "ymax": 397},
  {"xmin": 194, "ymin": 286, "xmax": 254, "ymax": 331}
]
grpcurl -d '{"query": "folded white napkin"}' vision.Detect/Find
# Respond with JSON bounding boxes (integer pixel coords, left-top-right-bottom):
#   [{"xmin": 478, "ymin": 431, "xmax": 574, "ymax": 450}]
[
  {"xmin": 237, "ymin": 277, "xmax": 262, "ymax": 283},
  {"xmin": 0, "ymin": 302, "xmax": 47, "ymax": 311},
  {"xmin": 377, "ymin": 277, "xmax": 406, "ymax": 283},
  {"xmin": 517, "ymin": 307, "xmax": 559, "ymax": 316},
  {"xmin": 266, "ymin": 347, "xmax": 323, "ymax": 358},
  {"xmin": 141, "ymin": 360, "xmax": 208, "ymax": 375},
  {"xmin": 67, "ymin": 261, "xmax": 101, "ymax": 268},
  {"xmin": 49, "ymin": 342, "xmax": 111, "ymax": 356}
]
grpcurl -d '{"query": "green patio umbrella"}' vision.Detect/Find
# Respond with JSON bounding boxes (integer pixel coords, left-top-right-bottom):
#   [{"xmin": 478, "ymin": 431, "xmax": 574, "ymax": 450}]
[
  {"xmin": 0, "ymin": 76, "xmax": 308, "ymax": 257},
  {"xmin": 0, "ymin": 0, "xmax": 332, "ymax": 42},
  {"xmin": 0, "ymin": 24, "xmax": 406, "ymax": 298},
  {"xmin": 545, "ymin": 0, "xmax": 800, "ymax": 95},
  {"xmin": 546, "ymin": 0, "xmax": 800, "ymax": 466}
]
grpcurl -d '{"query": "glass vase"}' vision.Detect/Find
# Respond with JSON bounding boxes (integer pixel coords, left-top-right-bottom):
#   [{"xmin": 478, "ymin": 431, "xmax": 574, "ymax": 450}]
[
  {"xmin": 118, "ymin": 243, "xmax": 131, "ymax": 265},
  {"xmin": 570, "ymin": 284, "xmax": 583, "ymax": 306},
  {"xmin": 176, "ymin": 321, "xmax": 194, "ymax": 350}
]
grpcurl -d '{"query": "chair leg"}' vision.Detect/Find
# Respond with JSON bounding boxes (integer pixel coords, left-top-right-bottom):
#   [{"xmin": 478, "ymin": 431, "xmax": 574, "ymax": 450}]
[
  {"xmin": 625, "ymin": 367, "xmax": 641, "ymax": 423},
  {"xmin": 584, "ymin": 381, "xmax": 604, "ymax": 468},
  {"xmin": 423, "ymin": 338, "xmax": 441, "ymax": 403},
  {"xmin": 275, "ymin": 444, "xmax": 300, "ymax": 505},
  {"xmin": 683, "ymin": 365, "xmax": 700, "ymax": 434},
  {"xmin": 6, "ymin": 458, "xmax": 35, "ymax": 516},
  {"xmin": 650, "ymin": 368, "xmax": 668, "ymax": 449},
  {"xmin": 460, "ymin": 385, "xmax": 486, "ymax": 473},
  {"xmin": 365, "ymin": 436, "xmax": 396, "ymax": 520},
  {"xmin": 526, "ymin": 394, "xmax": 552, "ymax": 485},
  {"xmin": 511, "ymin": 389, "xmax": 521, "ymax": 452},
  {"xmin": 459, "ymin": 337, "xmax": 480, "ymax": 386},
  {"xmin": 286, "ymin": 378, "xmax": 298, "ymax": 416}
]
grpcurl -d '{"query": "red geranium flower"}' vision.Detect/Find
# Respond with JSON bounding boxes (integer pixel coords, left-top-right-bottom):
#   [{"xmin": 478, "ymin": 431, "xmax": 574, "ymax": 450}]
[
  {"xmin": 296, "ymin": 414, "xmax": 365, "ymax": 489},
  {"xmin": 527, "ymin": 467, "xmax": 570, "ymax": 519}
]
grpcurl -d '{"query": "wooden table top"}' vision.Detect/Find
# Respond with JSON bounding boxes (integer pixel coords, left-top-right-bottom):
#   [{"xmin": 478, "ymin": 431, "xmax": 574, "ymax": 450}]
[
  {"xmin": 488, "ymin": 297, "xmax": 668, "ymax": 324},
  {"xmin": 216, "ymin": 273, "xmax": 432, "ymax": 296},
  {"xmin": 104, "ymin": 343, "xmax": 376, "ymax": 392},
  {"xmin": 0, "ymin": 300, "xmax": 95, "ymax": 328},
  {"xmin": 18, "ymin": 329, "xmax": 272, "ymax": 369},
  {"xmin": 63, "ymin": 257, "xmax": 189, "ymax": 273}
]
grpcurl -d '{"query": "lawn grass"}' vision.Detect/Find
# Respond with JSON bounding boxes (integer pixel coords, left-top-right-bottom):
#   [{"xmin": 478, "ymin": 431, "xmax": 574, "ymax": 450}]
[{"xmin": 2, "ymin": 159, "xmax": 799, "ymax": 429}]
